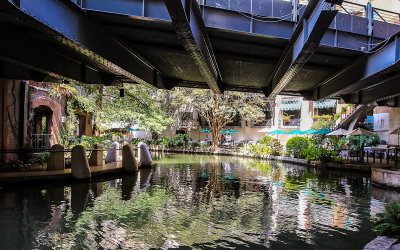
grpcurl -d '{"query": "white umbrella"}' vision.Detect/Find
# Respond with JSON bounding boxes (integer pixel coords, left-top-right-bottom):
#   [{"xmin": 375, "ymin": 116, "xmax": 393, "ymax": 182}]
[
  {"xmin": 346, "ymin": 128, "xmax": 374, "ymax": 136},
  {"xmin": 327, "ymin": 128, "xmax": 348, "ymax": 136},
  {"xmin": 387, "ymin": 126, "xmax": 400, "ymax": 145},
  {"xmin": 257, "ymin": 127, "xmax": 271, "ymax": 133}
]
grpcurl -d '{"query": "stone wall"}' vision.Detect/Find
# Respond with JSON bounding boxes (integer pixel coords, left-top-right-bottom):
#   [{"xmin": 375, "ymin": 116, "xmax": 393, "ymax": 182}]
[{"xmin": 372, "ymin": 168, "xmax": 400, "ymax": 189}]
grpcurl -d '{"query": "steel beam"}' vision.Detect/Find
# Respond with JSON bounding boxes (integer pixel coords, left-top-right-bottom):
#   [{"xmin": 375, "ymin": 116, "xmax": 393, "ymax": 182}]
[
  {"xmin": 164, "ymin": 0, "xmax": 223, "ymax": 93},
  {"xmin": 313, "ymin": 33, "xmax": 400, "ymax": 100},
  {"xmin": 1, "ymin": 0, "xmax": 169, "ymax": 87},
  {"xmin": 266, "ymin": 0, "xmax": 337, "ymax": 97},
  {"xmin": 345, "ymin": 74, "xmax": 400, "ymax": 104}
]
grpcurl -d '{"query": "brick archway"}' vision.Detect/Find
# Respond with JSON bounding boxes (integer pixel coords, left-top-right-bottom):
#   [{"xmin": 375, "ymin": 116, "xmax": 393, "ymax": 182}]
[{"xmin": 32, "ymin": 96, "xmax": 61, "ymax": 146}]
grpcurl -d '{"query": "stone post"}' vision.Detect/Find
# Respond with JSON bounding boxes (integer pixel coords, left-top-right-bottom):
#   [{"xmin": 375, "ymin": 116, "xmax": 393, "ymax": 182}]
[
  {"xmin": 47, "ymin": 144, "xmax": 65, "ymax": 170},
  {"xmin": 138, "ymin": 142, "xmax": 152, "ymax": 166},
  {"xmin": 71, "ymin": 145, "xmax": 91, "ymax": 179},
  {"xmin": 89, "ymin": 144, "xmax": 103, "ymax": 166},
  {"xmin": 122, "ymin": 144, "xmax": 138, "ymax": 172},
  {"xmin": 105, "ymin": 142, "xmax": 119, "ymax": 164}
]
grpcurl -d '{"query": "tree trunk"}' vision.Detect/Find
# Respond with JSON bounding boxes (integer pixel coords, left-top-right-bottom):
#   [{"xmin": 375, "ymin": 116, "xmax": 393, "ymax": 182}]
[{"xmin": 211, "ymin": 124, "xmax": 220, "ymax": 148}]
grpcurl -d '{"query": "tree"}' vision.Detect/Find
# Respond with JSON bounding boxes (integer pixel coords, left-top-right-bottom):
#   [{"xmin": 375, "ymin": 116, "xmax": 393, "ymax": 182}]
[{"xmin": 189, "ymin": 89, "xmax": 265, "ymax": 148}]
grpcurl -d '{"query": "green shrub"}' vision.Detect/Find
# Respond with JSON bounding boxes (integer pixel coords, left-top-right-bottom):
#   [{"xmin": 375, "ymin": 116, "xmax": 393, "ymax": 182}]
[
  {"xmin": 248, "ymin": 144, "xmax": 273, "ymax": 158},
  {"xmin": 301, "ymin": 143, "xmax": 337, "ymax": 163},
  {"xmin": 189, "ymin": 142, "xmax": 201, "ymax": 149},
  {"xmin": 161, "ymin": 134, "xmax": 190, "ymax": 148},
  {"xmin": 258, "ymin": 136, "xmax": 283, "ymax": 156},
  {"xmin": 286, "ymin": 136, "xmax": 310, "ymax": 158},
  {"xmin": 373, "ymin": 201, "xmax": 400, "ymax": 238}
]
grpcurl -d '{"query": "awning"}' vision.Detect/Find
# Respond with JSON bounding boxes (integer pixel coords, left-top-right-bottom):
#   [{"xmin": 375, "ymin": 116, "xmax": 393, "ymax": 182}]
[
  {"xmin": 280, "ymin": 100, "xmax": 302, "ymax": 111},
  {"xmin": 313, "ymin": 99, "xmax": 336, "ymax": 109}
]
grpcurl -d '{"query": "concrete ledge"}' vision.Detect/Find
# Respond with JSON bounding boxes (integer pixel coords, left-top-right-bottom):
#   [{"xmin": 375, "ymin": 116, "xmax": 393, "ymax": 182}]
[
  {"xmin": 364, "ymin": 236, "xmax": 398, "ymax": 250},
  {"xmin": 372, "ymin": 168, "xmax": 400, "ymax": 189}
]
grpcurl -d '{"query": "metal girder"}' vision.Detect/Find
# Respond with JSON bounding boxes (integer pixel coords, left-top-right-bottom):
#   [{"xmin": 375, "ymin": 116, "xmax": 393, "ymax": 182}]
[
  {"xmin": 1, "ymin": 0, "xmax": 170, "ymax": 87},
  {"xmin": 164, "ymin": 0, "xmax": 223, "ymax": 93},
  {"xmin": 265, "ymin": 0, "xmax": 337, "ymax": 97},
  {"xmin": 313, "ymin": 33, "xmax": 400, "ymax": 100},
  {"xmin": 345, "ymin": 74, "xmax": 400, "ymax": 104}
]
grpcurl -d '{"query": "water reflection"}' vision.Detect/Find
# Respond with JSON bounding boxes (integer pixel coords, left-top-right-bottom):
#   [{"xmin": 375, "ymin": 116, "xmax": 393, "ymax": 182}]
[{"xmin": 0, "ymin": 153, "xmax": 399, "ymax": 249}]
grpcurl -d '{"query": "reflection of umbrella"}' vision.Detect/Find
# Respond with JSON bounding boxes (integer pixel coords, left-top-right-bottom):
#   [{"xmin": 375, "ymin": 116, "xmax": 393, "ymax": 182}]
[
  {"xmin": 327, "ymin": 128, "xmax": 348, "ymax": 136},
  {"xmin": 200, "ymin": 129, "xmax": 211, "ymax": 133},
  {"xmin": 225, "ymin": 129, "xmax": 238, "ymax": 134},
  {"xmin": 387, "ymin": 126, "xmax": 400, "ymax": 145},
  {"xmin": 303, "ymin": 129, "xmax": 316, "ymax": 134},
  {"xmin": 287, "ymin": 129, "xmax": 304, "ymax": 135},
  {"xmin": 346, "ymin": 128, "xmax": 374, "ymax": 135},
  {"xmin": 267, "ymin": 130, "xmax": 287, "ymax": 135},
  {"xmin": 312, "ymin": 128, "xmax": 333, "ymax": 134}
]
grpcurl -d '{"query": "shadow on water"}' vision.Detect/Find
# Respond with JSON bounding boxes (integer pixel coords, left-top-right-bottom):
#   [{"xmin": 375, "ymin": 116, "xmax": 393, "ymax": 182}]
[{"xmin": 0, "ymin": 153, "xmax": 399, "ymax": 249}]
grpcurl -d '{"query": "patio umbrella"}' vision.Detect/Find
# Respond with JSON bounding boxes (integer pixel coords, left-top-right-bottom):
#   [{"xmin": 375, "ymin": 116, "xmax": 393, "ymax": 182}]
[
  {"xmin": 346, "ymin": 128, "xmax": 374, "ymax": 136},
  {"xmin": 287, "ymin": 129, "xmax": 304, "ymax": 135},
  {"xmin": 267, "ymin": 130, "xmax": 288, "ymax": 135},
  {"xmin": 312, "ymin": 128, "xmax": 333, "ymax": 134},
  {"xmin": 225, "ymin": 129, "xmax": 238, "ymax": 134},
  {"xmin": 303, "ymin": 129, "xmax": 316, "ymax": 134},
  {"xmin": 200, "ymin": 129, "xmax": 211, "ymax": 133},
  {"xmin": 257, "ymin": 127, "xmax": 270, "ymax": 133},
  {"xmin": 327, "ymin": 128, "xmax": 348, "ymax": 136},
  {"xmin": 220, "ymin": 129, "xmax": 228, "ymax": 133},
  {"xmin": 387, "ymin": 126, "xmax": 400, "ymax": 145}
]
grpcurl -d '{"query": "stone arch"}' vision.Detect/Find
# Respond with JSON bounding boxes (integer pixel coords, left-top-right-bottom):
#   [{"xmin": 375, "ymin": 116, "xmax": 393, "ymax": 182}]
[{"xmin": 32, "ymin": 96, "xmax": 61, "ymax": 147}]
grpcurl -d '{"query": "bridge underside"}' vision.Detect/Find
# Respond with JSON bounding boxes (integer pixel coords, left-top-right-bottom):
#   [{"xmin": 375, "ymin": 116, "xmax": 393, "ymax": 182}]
[{"xmin": 0, "ymin": 0, "xmax": 399, "ymax": 106}]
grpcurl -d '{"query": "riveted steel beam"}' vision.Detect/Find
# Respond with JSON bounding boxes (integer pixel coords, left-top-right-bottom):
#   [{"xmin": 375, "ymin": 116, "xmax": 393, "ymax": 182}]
[
  {"xmin": 164, "ymin": 0, "xmax": 223, "ymax": 94},
  {"xmin": 345, "ymin": 74, "xmax": 400, "ymax": 104},
  {"xmin": 313, "ymin": 33, "xmax": 400, "ymax": 100},
  {"xmin": 266, "ymin": 0, "xmax": 337, "ymax": 98},
  {"xmin": 1, "ymin": 0, "xmax": 168, "ymax": 87}
]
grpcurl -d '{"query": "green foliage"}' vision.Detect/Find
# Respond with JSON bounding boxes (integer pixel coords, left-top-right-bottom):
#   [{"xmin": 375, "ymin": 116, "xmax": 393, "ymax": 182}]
[
  {"xmin": 248, "ymin": 144, "xmax": 273, "ymax": 158},
  {"xmin": 338, "ymin": 135, "xmax": 380, "ymax": 150},
  {"xmin": 130, "ymin": 138, "xmax": 142, "ymax": 146},
  {"xmin": 161, "ymin": 134, "xmax": 190, "ymax": 148},
  {"xmin": 302, "ymin": 146, "xmax": 337, "ymax": 163},
  {"xmin": 373, "ymin": 201, "xmax": 400, "ymax": 238},
  {"xmin": 285, "ymin": 136, "xmax": 310, "ymax": 158},
  {"xmin": 189, "ymin": 142, "xmax": 201, "ymax": 149},
  {"xmin": 258, "ymin": 135, "xmax": 283, "ymax": 156}
]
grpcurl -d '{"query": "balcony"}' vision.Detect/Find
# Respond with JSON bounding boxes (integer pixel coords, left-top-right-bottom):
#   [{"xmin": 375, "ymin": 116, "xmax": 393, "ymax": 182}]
[
  {"xmin": 279, "ymin": 119, "xmax": 301, "ymax": 127},
  {"xmin": 177, "ymin": 120, "xmax": 200, "ymax": 129}
]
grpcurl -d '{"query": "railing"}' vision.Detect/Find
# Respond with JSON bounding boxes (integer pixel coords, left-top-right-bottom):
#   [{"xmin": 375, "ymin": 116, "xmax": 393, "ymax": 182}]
[
  {"xmin": 251, "ymin": 119, "xmax": 272, "ymax": 127},
  {"xmin": 177, "ymin": 120, "xmax": 200, "ymax": 128},
  {"xmin": 338, "ymin": 147, "xmax": 400, "ymax": 168},
  {"xmin": 279, "ymin": 118, "xmax": 300, "ymax": 127},
  {"xmin": 339, "ymin": 1, "xmax": 400, "ymax": 25},
  {"xmin": 32, "ymin": 134, "xmax": 51, "ymax": 150}
]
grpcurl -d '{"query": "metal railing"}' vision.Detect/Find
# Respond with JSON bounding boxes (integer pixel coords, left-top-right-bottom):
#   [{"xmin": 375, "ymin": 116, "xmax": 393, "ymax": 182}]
[
  {"xmin": 177, "ymin": 120, "xmax": 200, "ymax": 128},
  {"xmin": 32, "ymin": 134, "xmax": 51, "ymax": 150},
  {"xmin": 339, "ymin": 1, "xmax": 400, "ymax": 25},
  {"xmin": 279, "ymin": 118, "xmax": 300, "ymax": 127},
  {"xmin": 251, "ymin": 119, "xmax": 272, "ymax": 127}
]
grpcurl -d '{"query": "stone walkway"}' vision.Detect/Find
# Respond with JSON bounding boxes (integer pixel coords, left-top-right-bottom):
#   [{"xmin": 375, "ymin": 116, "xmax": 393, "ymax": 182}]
[{"xmin": 0, "ymin": 162, "xmax": 123, "ymax": 183}]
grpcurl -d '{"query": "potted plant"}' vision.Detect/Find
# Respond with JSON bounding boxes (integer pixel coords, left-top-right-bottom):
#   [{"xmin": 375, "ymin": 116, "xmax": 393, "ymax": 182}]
[{"xmin": 282, "ymin": 113, "xmax": 292, "ymax": 123}]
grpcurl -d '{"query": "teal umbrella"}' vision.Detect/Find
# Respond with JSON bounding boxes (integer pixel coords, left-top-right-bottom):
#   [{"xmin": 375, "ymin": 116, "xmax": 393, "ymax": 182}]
[
  {"xmin": 287, "ymin": 129, "xmax": 304, "ymax": 135},
  {"xmin": 220, "ymin": 129, "xmax": 227, "ymax": 133},
  {"xmin": 200, "ymin": 129, "xmax": 211, "ymax": 133},
  {"xmin": 225, "ymin": 129, "xmax": 238, "ymax": 134},
  {"xmin": 312, "ymin": 128, "xmax": 332, "ymax": 134},
  {"xmin": 303, "ymin": 129, "xmax": 317, "ymax": 134},
  {"xmin": 267, "ymin": 130, "xmax": 287, "ymax": 135},
  {"xmin": 127, "ymin": 128, "xmax": 140, "ymax": 131}
]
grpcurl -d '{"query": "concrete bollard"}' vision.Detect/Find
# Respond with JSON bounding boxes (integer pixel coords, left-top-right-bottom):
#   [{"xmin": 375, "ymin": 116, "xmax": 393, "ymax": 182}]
[
  {"xmin": 105, "ymin": 142, "xmax": 119, "ymax": 164},
  {"xmin": 47, "ymin": 144, "xmax": 65, "ymax": 170},
  {"xmin": 71, "ymin": 145, "xmax": 91, "ymax": 179},
  {"xmin": 138, "ymin": 142, "xmax": 152, "ymax": 166},
  {"xmin": 122, "ymin": 144, "xmax": 139, "ymax": 172},
  {"xmin": 89, "ymin": 144, "xmax": 103, "ymax": 166}
]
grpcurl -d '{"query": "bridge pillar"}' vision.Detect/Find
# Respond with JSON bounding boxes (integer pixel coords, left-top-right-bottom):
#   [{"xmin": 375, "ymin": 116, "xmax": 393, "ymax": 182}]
[
  {"xmin": 122, "ymin": 144, "xmax": 138, "ymax": 172},
  {"xmin": 105, "ymin": 142, "xmax": 119, "ymax": 164},
  {"xmin": 71, "ymin": 145, "xmax": 91, "ymax": 179},
  {"xmin": 138, "ymin": 142, "xmax": 152, "ymax": 166},
  {"xmin": 89, "ymin": 144, "xmax": 103, "ymax": 166},
  {"xmin": 47, "ymin": 144, "xmax": 65, "ymax": 170}
]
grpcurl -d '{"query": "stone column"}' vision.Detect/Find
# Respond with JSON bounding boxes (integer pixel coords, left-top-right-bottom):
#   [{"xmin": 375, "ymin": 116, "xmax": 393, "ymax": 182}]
[
  {"xmin": 89, "ymin": 144, "xmax": 103, "ymax": 166},
  {"xmin": 105, "ymin": 142, "xmax": 119, "ymax": 164},
  {"xmin": 122, "ymin": 144, "xmax": 138, "ymax": 172},
  {"xmin": 71, "ymin": 145, "xmax": 91, "ymax": 179},
  {"xmin": 47, "ymin": 144, "xmax": 65, "ymax": 170},
  {"xmin": 138, "ymin": 142, "xmax": 152, "ymax": 166}
]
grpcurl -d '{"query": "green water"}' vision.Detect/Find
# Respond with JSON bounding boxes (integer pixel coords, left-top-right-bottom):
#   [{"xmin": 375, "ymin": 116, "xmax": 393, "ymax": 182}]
[{"xmin": 0, "ymin": 153, "xmax": 398, "ymax": 249}]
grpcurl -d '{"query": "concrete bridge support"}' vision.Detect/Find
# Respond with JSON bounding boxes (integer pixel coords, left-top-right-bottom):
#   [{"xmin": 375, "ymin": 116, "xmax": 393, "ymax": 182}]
[
  {"xmin": 105, "ymin": 142, "xmax": 119, "ymax": 164},
  {"xmin": 71, "ymin": 145, "xmax": 91, "ymax": 179},
  {"xmin": 47, "ymin": 144, "xmax": 65, "ymax": 170},
  {"xmin": 122, "ymin": 144, "xmax": 138, "ymax": 172},
  {"xmin": 89, "ymin": 144, "xmax": 103, "ymax": 166},
  {"xmin": 138, "ymin": 142, "xmax": 152, "ymax": 166}
]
